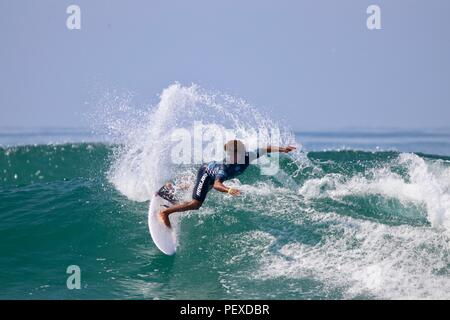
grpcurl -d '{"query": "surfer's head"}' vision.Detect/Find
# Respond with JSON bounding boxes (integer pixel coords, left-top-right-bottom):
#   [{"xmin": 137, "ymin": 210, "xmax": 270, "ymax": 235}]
[{"xmin": 224, "ymin": 140, "xmax": 246, "ymax": 164}]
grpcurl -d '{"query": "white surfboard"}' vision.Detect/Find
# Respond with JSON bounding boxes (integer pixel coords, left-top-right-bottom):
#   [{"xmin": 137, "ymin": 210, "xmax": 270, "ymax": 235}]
[{"xmin": 148, "ymin": 193, "xmax": 177, "ymax": 255}]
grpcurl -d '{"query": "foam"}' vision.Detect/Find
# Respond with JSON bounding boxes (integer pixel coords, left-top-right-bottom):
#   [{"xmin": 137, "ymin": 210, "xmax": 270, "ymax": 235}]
[
  {"xmin": 299, "ymin": 153, "xmax": 450, "ymax": 233},
  {"xmin": 218, "ymin": 152, "xmax": 450, "ymax": 299},
  {"xmin": 254, "ymin": 212, "xmax": 450, "ymax": 299},
  {"xmin": 222, "ymin": 211, "xmax": 449, "ymax": 299}
]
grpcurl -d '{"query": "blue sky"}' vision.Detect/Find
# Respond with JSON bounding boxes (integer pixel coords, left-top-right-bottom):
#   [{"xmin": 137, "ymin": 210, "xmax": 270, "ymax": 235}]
[{"xmin": 1, "ymin": 0, "xmax": 449, "ymax": 130}]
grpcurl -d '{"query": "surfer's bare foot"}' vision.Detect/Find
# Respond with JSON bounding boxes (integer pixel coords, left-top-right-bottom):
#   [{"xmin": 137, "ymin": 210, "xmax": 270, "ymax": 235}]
[{"xmin": 159, "ymin": 211, "xmax": 171, "ymax": 228}]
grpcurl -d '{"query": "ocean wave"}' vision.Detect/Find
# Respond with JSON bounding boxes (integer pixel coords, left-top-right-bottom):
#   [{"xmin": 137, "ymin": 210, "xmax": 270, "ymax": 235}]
[{"xmin": 1, "ymin": 84, "xmax": 449, "ymax": 299}]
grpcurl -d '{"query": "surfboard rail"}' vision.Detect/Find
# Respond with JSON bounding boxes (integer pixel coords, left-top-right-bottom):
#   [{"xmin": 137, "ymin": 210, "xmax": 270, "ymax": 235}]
[{"xmin": 148, "ymin": 193, "xmax": 177, "ymax": 255}]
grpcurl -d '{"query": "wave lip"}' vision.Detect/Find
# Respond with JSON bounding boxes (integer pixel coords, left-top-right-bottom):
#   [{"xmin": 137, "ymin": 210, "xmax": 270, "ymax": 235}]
[
  {"xmin": 105, "ymin": 83, "xmax": 298, "ymax": 202},
  {"xmin": 0, "ymin": 127, "xmax": 100, "ymax": 147}
]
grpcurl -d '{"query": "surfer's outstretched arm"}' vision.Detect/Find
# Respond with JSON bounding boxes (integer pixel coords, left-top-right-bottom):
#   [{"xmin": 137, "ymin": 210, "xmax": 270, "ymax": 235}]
[
  {"xmin": 159, "ymin": 200, "xmax": 202, "ymax": 228},
  {"xmin": 265, "ymin": 145, "xmax": 297, "ymax": 153}
]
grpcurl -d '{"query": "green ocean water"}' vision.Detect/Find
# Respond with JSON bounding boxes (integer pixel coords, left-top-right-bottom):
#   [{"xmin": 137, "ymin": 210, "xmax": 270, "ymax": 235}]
[
  {"xmin": 1, "ymin": 83, "xmax": 450, "ymax": 299},
  {"xmin": 1, "ymin": 142, "xmax": 449, "ymax": 299}
]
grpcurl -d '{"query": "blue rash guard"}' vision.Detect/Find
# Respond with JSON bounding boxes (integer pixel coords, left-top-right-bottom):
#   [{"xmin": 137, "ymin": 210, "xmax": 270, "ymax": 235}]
[{"xmin": 192, "ymin": 149, "xmax": 265, "ymax": 202}]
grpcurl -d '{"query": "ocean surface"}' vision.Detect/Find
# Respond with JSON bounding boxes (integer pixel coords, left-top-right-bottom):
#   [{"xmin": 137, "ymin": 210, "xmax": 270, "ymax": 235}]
[{"xmin": 1, "ymin": 85, "xmax": 449, "ymax": 300}]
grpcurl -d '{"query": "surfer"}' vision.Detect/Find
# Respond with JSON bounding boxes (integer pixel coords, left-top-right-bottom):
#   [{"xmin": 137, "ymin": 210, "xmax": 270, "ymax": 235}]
[{"xmin": 159, "ymin": 140, "xmax": 296, "ymax": 228}]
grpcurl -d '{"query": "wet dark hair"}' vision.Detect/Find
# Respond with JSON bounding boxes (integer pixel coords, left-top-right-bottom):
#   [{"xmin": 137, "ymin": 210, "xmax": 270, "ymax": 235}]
[{"xmin": 224, "ymin": 140, "xmax": 246, "ymax": 153}]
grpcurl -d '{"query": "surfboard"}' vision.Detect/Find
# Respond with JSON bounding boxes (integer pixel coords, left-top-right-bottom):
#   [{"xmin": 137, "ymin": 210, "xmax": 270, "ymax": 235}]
[
  {"xmin": 148, "ymin": 192, "xmax": 177, "ymax": 255},
  {"xmin": 148, "ymin": 181, "xmax": 181, "ymax": 255}
]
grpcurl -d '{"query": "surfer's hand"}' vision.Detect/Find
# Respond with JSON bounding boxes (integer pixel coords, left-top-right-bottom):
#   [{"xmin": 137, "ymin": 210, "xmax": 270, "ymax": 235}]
[
  {"xmin": 228, "ymin": 188, "xmax": 240, "ymax": 196},
  {"xmin": 282, "ymin": 146, "xmax": 297, "ymax": 153}
]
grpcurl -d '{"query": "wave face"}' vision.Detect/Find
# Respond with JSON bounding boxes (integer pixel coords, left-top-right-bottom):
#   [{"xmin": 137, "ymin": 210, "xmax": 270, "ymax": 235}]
[{"xmin": 1, "ymin": 85, "xmax": 449, "ymax": 299}]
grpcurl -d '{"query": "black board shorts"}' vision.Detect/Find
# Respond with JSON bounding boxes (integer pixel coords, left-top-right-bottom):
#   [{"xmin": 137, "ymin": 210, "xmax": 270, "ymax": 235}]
[{"xmin": 192, "ymin": 165, "xmax": 214, "ymax": 203}]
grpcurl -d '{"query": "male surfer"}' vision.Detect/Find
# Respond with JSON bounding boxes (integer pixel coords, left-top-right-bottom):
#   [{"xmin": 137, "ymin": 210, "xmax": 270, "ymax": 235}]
[{"xmin": 159, "ymin": 140, "xmax": 296, "ymax": 228}]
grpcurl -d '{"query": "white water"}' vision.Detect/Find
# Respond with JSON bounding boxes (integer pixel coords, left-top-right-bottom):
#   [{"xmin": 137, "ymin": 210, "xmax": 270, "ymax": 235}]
[
  {"xmin": 253, "ymin": 214, "xmax": 449, "ymax": 299},
  {"xmin": 299, "ymin": 153, "xmax": 450, "ymax": 234},
  {"xmin": 101, "ymin": 83, "xmax": 299, "ymax": 202},
  {"xmin": 222, "ymin": 152, "xmax": 450, "ymax": 299},
  {"xmin": 218, "ymin": 178, "xmax": 450, "ymax": 299}
]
